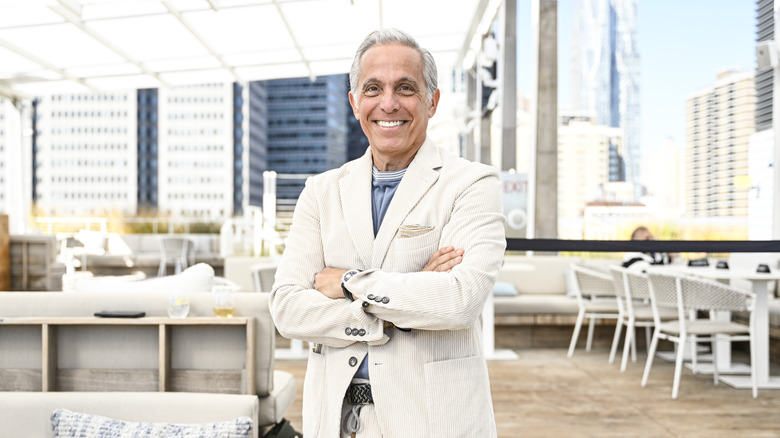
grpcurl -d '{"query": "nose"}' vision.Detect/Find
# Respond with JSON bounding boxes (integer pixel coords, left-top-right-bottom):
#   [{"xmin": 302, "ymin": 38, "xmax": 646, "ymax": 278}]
[{"xmin": 378, "ymin": 90, "xmax": 399, "ymax": 113}]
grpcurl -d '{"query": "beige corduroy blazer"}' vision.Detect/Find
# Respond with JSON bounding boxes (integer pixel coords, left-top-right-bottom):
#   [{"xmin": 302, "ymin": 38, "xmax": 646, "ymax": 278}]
[{"xmin": 269, "ymin": 137, "xmax": 506, "ymax": 437}]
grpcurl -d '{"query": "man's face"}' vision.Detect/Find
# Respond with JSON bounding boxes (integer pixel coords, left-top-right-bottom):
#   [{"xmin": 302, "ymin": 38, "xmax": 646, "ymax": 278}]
[{"xmin": 349, "ymin": 43, "xmax": 440, "ymax": 170}]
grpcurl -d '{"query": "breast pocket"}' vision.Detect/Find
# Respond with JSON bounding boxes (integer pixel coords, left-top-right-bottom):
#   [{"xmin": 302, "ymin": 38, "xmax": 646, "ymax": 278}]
[{"xmin": 392, "ymin": 226, "xmax": 441, "ymax": 273}]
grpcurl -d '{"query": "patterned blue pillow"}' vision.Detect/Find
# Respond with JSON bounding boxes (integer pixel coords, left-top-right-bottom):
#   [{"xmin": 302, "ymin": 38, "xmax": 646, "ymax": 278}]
[{"xmin": 51, "ymin": 409, "xmax": 252, "ymax": 438}]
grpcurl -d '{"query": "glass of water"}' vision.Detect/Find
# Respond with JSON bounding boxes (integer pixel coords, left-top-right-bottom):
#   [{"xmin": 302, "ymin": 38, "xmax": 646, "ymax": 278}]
[{"xmin": 167, "ymin": 290, "xmax": 190, "ymax": 318}]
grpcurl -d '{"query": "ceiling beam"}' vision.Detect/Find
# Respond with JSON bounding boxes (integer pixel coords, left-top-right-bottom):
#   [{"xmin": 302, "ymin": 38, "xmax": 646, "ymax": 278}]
[
  {"xmin": 161, "ymin": 0, "xmax": 244, "ymax": 83},
  {"xmin": 0, "ymin": 80, "xmax": 33, "ymax": 101},
  {"xmin": 456, "ymin": 0, "xmax": 496, "ymax": 69},
  {"xmin": 48, "ymin": 1, "xmax": 171, "ymax": 88},
  {"xmin": 0, "ymin": 36, "xmax": 99, "ymax": 94},
  {"xmin": 272, "ymin": 0, "xmax": 316, "ymax": 82}
]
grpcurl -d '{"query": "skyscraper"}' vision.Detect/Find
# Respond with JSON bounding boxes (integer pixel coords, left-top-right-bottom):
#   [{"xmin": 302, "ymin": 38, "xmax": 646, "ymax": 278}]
[
  {"xmin": 260, "ymin": 75, "xmax": 350, "ymax": 210},
  {"xmin": 571, "ymin": 0, "xmax": 640, "ymax": 197},
  {"xmin": 686, "ymin": 70, "xmax": 755, "ymax": 219}
]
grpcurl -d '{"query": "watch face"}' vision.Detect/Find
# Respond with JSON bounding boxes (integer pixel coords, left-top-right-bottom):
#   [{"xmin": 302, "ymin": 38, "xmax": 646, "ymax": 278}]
[{"xmin": 343, "ymin": 269, "xmax": 358, "ymax": 283}]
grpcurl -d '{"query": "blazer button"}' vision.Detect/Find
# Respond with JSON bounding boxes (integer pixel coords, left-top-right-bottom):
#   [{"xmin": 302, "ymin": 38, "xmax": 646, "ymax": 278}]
[
  {"xmin": 367, "ymin": 294, "xmax": 375, "ymax": 300},
  {"xmin": 345, "ymin": 327, "xmax": 352, "ymax": 335},
  {"xmin": 349, "ymin": 357, "xmax": 358, "ymax": 367},
  {"xmin": 358, "ymin": 329, "xmax": 366, "ymax": 336},
  {"xmin": 381, "ymin": 297, "xmax": 390, "ymax": 304},
  {"xmin": 373, "ymin": 296, "xmax": 382, "ymax": 302},
  {"xmin": 362, "ymin": 301, "xmax": 370, "ymax": 308}
]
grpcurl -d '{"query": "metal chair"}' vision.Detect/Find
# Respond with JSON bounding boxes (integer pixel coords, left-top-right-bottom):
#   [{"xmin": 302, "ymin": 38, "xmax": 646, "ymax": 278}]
[
  {"xmin": 250, "ymin": 263, "xmax": 278, "ymax": 292},
  {"xmin": 643, "ymin": 271, "xmax": 757, "ymax": 399},
  {"xmin": 608, "ymin": 265, "xmax": 677, "ymax": 371},
  {"xmin": 567, "ymin": 264, "xmax": 620, "ymax": 358},
  {"xmin": 158, "ymin": 236, "xmax": 195, "ymax": 277}
]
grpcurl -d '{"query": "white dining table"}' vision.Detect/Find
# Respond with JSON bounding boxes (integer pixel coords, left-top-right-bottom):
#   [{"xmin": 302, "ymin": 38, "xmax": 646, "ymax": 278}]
[{"xmin": 670, "ymin": 265, "xmax": 780, "ymax": 390}]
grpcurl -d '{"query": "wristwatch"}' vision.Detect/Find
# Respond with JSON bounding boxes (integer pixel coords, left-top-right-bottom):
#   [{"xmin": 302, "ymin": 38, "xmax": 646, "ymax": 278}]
[{"xmin": 341, "ymin": 269, "xmax": 361, "ymax": 301}]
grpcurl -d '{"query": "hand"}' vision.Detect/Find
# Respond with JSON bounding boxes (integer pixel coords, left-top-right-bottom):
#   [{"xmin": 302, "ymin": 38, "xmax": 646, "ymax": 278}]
[
  {"xmin": 314, "ymin": 267, "xmax": 348, "ymax": 299},
  {"xmin": 422, "ymin": 246, "xmax": 464, "ymax": 273}
]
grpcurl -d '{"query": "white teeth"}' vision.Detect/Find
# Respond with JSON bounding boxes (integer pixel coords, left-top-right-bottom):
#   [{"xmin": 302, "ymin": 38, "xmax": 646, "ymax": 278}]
[{"xmin": 377, "ymin": 120, "xmax": 404, "ymax": 127}]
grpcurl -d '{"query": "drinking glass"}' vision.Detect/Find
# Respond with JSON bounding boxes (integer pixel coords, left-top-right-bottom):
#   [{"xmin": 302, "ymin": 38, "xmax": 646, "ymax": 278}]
[
  {"xmin": 213, "ymin": 286, "xmax": 236, "ymax": 318},
  {"xmin": 167, "ymin": 290, "xmax": 190, "ymax": 318}
]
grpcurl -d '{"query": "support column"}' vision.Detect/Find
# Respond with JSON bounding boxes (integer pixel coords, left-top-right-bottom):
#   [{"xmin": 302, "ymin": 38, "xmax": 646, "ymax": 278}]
[
  {"xmin": 499, "ymin": 0, "xmax": 518, "ymax": 171},
  {"xmin": 531, "ymin": 0, "xmax": 558, "ymax": 239}
]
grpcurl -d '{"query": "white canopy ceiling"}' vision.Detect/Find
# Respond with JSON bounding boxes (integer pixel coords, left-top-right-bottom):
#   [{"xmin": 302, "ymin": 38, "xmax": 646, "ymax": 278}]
[{"xmin": 0, "ymin": 0, "xmax": 491, "ymax": 99}]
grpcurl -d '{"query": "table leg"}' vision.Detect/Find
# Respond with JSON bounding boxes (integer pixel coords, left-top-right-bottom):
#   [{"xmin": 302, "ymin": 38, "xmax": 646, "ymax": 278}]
[
  {"xmin": 720, "ymin": 279, "xmax": 780, "ymax": 389},
  {"xmin": 482, "ymin": 293, "xmax": 517, "ymax": 360}
]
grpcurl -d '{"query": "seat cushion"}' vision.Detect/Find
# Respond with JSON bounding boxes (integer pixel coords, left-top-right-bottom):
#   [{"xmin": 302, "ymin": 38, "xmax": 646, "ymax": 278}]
[
  {"xmin": 256, "ymin": 370, "xmax": 297, "ymax": 427},
  {"xmin": 494, "ymin": 295, "xmax": 579, "ymax": 315}
]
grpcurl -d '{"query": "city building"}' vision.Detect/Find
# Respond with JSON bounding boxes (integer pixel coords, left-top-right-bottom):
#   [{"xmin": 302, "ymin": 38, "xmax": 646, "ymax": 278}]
[
  {"xmin": 685, "ymin": 69, "xmax": 755, "ymax": 220},
  {"xmin": 557, "ymin": 113, "xmax": 626, "ymax": 238},
  {"xmin": 260, "ymin": 75, "xmax": 351, "ymax": 211},
  {"xmin": 32, "ymin": 91, "xmax": 139, "ymax": 216},
  {"xmin": 571, "ymin": 0, "xmax": 641, "ymax": 198}
]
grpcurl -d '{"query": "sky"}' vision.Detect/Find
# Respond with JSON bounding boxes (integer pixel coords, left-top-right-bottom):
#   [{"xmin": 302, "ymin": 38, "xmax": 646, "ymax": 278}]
[{"xmin": 517, "ymin": 0, "xmax": 757, "ymax": 155}]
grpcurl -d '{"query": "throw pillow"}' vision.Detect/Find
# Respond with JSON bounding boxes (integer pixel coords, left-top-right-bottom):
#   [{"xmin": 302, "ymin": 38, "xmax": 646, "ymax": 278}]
[
  {"xmin": 51, "ymin": 409, "xmax": 252, "ymax": 438},
  {"xmin": 492, "ymin": 281, "xmax": 518, "ymax": 296}
]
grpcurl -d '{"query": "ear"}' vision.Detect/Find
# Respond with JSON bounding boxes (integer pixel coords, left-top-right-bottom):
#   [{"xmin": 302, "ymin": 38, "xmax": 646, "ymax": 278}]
[
  {"xmin": 348, "ymin": 92, "xmax": 360, "ymax": 119},
  {"xmin": 427, "ymin": 88, "xmax": 440, "ymax": 118}
]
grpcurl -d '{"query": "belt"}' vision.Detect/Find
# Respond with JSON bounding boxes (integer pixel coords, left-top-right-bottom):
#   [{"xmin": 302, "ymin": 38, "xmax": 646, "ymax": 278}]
[{"xmin": 345, "ymin": 383, "xmax": 373, "ymax": 405}]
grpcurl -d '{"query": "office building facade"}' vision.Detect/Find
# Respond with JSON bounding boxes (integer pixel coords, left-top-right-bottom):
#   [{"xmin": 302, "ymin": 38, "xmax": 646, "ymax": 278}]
[
  {"xmin": 571, "ymin": 0, "xmax": 640, "ymax": 197},
  {"xmin": 260, "ymin": 75, "xmax": 350, "ymax": 210},
  {"xmin": 32, "ymin": 92, "xmax": 139, "ymax": 216},
  {"xmin": 686, "ymin": 70, "xmax": 756, "ymax": 218}
]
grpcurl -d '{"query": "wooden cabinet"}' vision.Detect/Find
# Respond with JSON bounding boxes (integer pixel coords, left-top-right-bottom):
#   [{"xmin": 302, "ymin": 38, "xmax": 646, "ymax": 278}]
[
  {"xmin": 9, "ymin": 234, "xmax": 63, "ymax": 291},
  {"xmin": 0, "ymin": 316, "xmax": 256, "ymax": 394}
]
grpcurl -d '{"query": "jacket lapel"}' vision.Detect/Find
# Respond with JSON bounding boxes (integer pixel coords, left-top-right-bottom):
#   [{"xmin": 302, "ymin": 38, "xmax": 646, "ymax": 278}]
[
  {"xmin": 371, "ymin": 138, "xmax": 442, "ymax": 268},
  {"xmin": 339, "ymin": 149, "xmax": 374, "ymax": 269}
]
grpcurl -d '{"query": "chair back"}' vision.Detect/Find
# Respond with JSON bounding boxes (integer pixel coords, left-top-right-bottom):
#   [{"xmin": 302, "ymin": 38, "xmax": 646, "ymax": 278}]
[
  {"xmin": 251, "ymin": 264, "xmax": 278, "ymax": 292},
  {"xmin": 571, "ymin": 264, "xmax": 615, "ymax": 300},
  {"xmin": 646, "ymin": 271, "xmax": 679, "ymax": 308},
  {"xmin": 607, "ymin": 266, "xmax": 628, "ymax": 299},
  {"xmin": 678, "ymin": 276, "xmax": 753, "ymax": 313},
  {"xmin": 625, "ymin": 270, "xmax": 651, "ymax": 301}
]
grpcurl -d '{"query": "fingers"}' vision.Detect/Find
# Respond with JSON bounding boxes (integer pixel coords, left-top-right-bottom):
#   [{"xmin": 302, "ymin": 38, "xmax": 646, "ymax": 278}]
[{"xmin": 422, "ymin": 246, "xmax": 465, "ymax": 272}]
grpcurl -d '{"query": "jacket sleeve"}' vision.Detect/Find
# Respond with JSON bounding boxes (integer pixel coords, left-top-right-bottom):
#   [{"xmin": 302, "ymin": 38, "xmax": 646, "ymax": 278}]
[
  {"xmin": 345, "ymin": 167, "xmax": 506, "ymax": 331},
  {"xmin": 268, "ymin": 177, "xmax": 388, "ymax": 348}
]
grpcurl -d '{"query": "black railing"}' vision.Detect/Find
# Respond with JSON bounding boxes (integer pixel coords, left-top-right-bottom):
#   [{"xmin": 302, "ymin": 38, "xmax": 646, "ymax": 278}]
[{"xmin": 506, "ymin": 238, "xmax": 780, "ymax": 253}]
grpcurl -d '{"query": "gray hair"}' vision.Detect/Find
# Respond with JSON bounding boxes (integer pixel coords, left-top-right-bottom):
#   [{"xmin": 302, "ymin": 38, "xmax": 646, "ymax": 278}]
[{"xmin": 349, "ymin": 28, "xmax": 438, "ymax": 103}]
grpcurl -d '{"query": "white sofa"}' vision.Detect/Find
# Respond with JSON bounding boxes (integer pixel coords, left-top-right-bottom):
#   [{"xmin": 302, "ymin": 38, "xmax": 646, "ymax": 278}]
[
  {"xmin": 0, "ymin": 288, "xmax": 296, "ymax": 437},
  {"xmin": 77, "ymin": 232, "xmax": 224, "ymax": 277},
  {"xmin": 493, "ymin": 255, "xmax": 620, "ymax": 321}
]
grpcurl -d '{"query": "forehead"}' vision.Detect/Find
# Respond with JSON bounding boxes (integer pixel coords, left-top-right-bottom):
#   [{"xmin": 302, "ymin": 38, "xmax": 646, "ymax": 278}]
[{"xmin": 359, "ymin": 43, "xmax": 424, "ymax": 81}]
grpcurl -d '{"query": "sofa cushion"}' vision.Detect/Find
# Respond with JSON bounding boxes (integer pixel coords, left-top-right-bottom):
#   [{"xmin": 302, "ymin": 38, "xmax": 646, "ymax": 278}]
[
  {"xmin": 493, "ymin": 294, "xmax": 579, "ymax": 315},
  {"xmin": 51, "ymin": 408, "xmax": 252, "ymax": 438},
  {"xmin": 493, "ymin": 281, "xmax": 518, "ymax": 296}
]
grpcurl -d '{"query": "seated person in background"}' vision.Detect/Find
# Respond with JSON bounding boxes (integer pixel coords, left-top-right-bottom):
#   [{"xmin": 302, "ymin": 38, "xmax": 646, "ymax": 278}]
[{"xmin": 622, "ymin": 226, "xmax": 672, "ymax": 270}]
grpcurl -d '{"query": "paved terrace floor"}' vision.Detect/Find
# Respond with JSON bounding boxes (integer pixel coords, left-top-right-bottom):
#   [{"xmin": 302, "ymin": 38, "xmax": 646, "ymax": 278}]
[{"xmin": 275, "ymin": 348, "xmax": 780, "ymax": 437}]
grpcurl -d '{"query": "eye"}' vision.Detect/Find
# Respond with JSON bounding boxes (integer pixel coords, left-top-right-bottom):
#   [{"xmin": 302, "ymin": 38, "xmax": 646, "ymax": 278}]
[
  {"xmin": 398, "ymin": 84, "xmax": 416, "ymax": 95},
  {"xmin": 363, "ymin": 85, "xmax": 380, "ymax": 96}
]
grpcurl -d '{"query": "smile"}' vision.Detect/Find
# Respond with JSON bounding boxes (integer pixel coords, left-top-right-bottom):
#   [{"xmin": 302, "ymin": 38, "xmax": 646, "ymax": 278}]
[{"xmin": 375, "ymin": 120, "xmax": 405, "ymax": 127}]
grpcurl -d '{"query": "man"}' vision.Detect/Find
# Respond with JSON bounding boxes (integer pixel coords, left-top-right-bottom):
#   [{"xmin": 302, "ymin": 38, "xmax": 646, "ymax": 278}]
[
  {"xmin": 269, "ymin": 29, "xmax": 506, "ymax": 437},
  {"xmin": 622, "ymin": 226, "xmax": 672, "ymax": 270}
]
